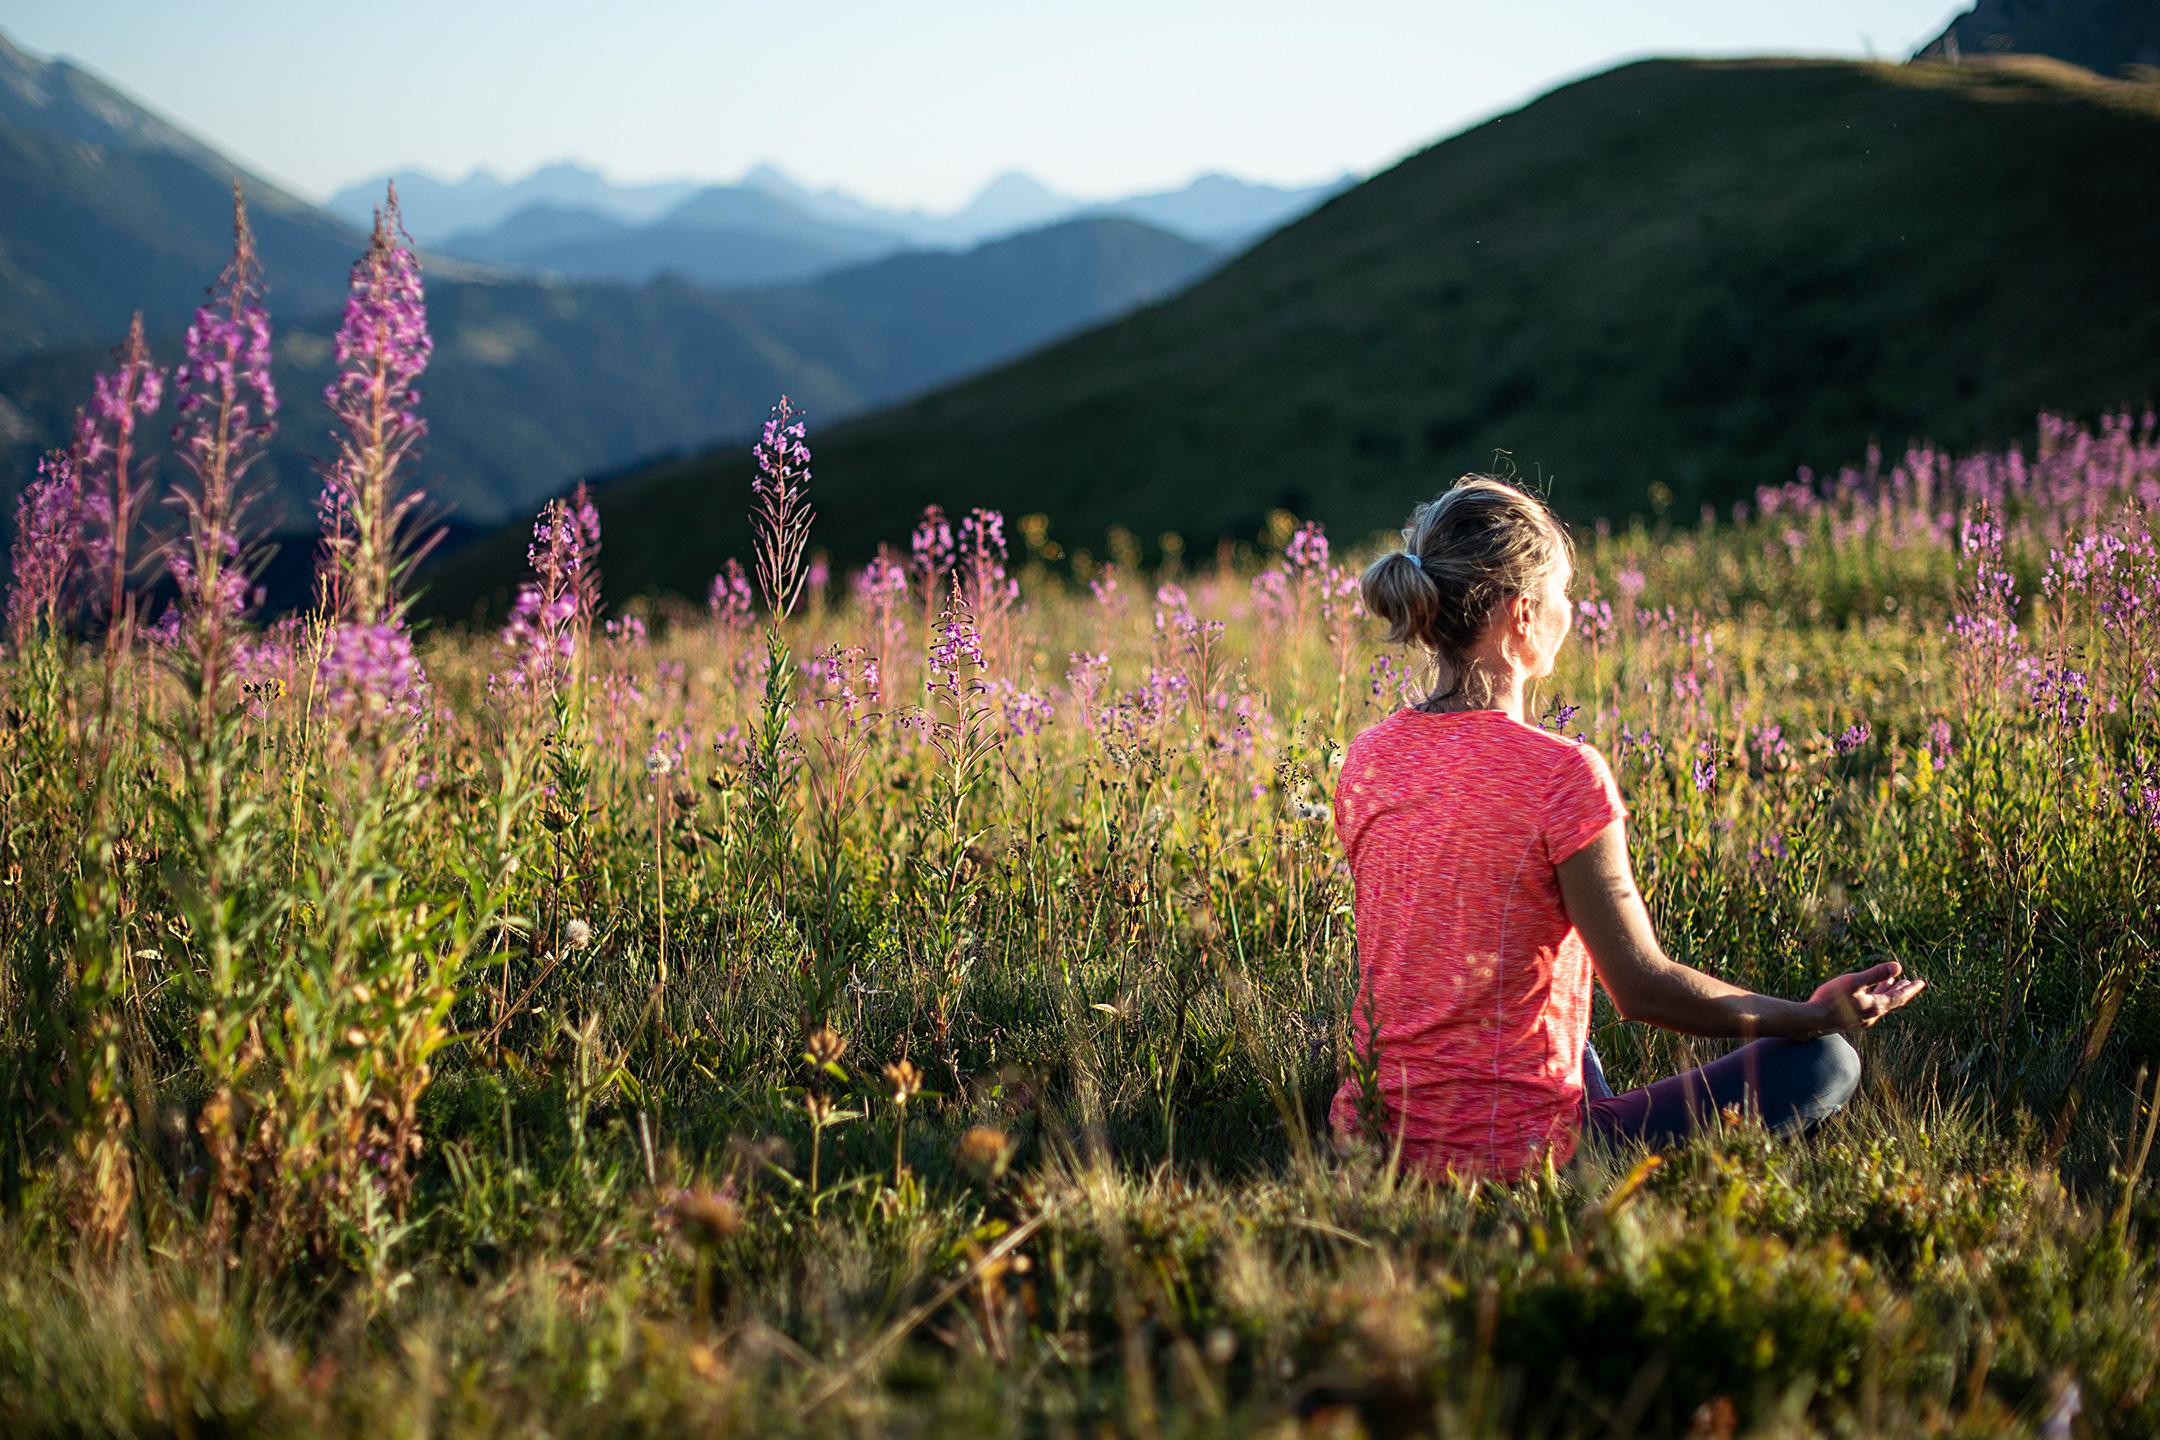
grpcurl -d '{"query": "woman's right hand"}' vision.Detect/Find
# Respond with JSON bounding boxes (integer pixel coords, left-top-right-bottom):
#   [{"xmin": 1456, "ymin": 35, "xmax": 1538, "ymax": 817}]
[{"xmin": 1806, "ymin": 960, "xmax": 1926, "ymax": 1035}]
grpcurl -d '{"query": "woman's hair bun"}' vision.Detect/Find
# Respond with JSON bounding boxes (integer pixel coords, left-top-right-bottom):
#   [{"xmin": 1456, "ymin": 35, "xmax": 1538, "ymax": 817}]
[
  {"xmin": 1361, "ymin": 548, "xmax": 1438, "ymax": 646},
  {"xmin": 1360, "ymin": 475, "xmax": 1570, "ymax": 661}
]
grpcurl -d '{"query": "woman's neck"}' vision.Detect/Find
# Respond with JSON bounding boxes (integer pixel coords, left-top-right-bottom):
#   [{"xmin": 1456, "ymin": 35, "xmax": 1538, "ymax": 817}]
[{"xmin": 1416, "ymin": 659, "xmax": 1528, "ymax": 722}]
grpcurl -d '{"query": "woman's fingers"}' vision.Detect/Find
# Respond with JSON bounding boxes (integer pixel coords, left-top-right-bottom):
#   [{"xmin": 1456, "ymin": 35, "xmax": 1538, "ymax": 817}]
[
  {"xmin": 1852, "ymin": 975, "xmax": 1926, "ymax": 1027},
  {"xmin": 1849, "ymin": 959, "xmax": 1903, "ymax": 990}
]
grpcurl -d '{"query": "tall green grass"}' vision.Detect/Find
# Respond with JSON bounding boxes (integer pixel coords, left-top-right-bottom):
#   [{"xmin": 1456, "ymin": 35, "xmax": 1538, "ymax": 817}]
[{"xmin": 1, "ymin": 407, "xmax": 2156, "ymax": 1436}]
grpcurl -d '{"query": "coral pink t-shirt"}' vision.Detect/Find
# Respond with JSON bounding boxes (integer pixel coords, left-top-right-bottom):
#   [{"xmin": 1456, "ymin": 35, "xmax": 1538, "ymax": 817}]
[{"xmin": 1329, "ymin": 708, "xmax": 1628, "ymax": 1180}]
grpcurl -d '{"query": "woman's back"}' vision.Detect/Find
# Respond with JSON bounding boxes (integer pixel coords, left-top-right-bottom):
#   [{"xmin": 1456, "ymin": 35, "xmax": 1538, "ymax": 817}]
[{"xmin": 1330, "ymin": 708, "xmax": 1624, "ymax": 1178}]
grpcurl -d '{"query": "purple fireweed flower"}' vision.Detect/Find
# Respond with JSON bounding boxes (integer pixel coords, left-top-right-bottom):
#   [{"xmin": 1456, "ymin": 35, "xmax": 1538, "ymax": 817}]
[
  {"xmin": 145, "ymin": 604, "xmax": 184, "ymax": 648},
  {"xmin": 496, "ymin": 488, "xmax": 601, "ymax": 698},
  {"xmin": 927, "ymin": 579, "xmax": 987, "ymax": 703},
  {"xmin": 327, "ymin": 201, "xmax": 430, "ymax": 403},
  {"xmin": 1065, "ymin": 651, "xmax": 1111, "ymax": 728},
  {"xmin": 1750, "ymin": 721, "xmax": 1790, "ymax": 767},
  {"xmin": 1692, "ymin": 739, "xmax": 1719, "ymax": 793},
  {"xmin": 76, "ymin": 314, "xmax": 165, "ymax": 629},
  {"xmin": 7, "ymin": 448, "xmax": 83, "ymax": 641},
  {"xmin": 807, "ymin": 643, "xmax": 880, "ymax": 724},
  {"xmin": 318, "ymin": 620, "xmax": 429, "ymax": 733},
  {"xmin": 2117, "ymin": 748, "xmax": 2160, "ymax": 834},
  {"xmin": 1927, "ymin": 718, "xmax": 1954, "ymax": 771},
  {"xmin": 319, "ymin": 184, "xmax": 432, "ymax": 624},
  {"xmin": 1369, "ymin": 653, "xmax": 1412, "ymax": 704},
  {"xmin": 957, "ymin": 506, "xmax": 1019, "ymax": 613},
  {"xmin": 1284, "ymin": 521, "xmax": 1330, "ymax": 572},
  {"xmin": 1544, "ymin": 700, "xmax": 1583, "ymax": 732},
  {"xmin": 1153, "ymin": 582, "xmax": 1195, "ymax": 638},
  {"xmin": 2026, "ymin": 661, "xmax": 2091, "ymax": 732},
  {"xmin": 165, "ymin": 529, "xmax": 251, "ymax": 620},
  {"xmin": 1947, "ymin": 510, "xmax": 2021, "ymax": 678},
  {"xmin": 910, "ymin": 504, "xmax": 954, "ymax": 586},
  {"xmin": 1616, "ymin": 722, "xmax": 1665, "ymax": 770},
  {"xmin": 707, "ymin": 557, "xmax": 754, "ymax": 630},
  {"xmin": 1136, "ymin": 665, "xmax": 1190, "ymax": 723},
  {"xmin": 1249, "ymin": 565, "xmax": 1292, "ymax": 621},
  {"xmin": 173, "ymin": 190, "xmax": 278, "ymax": 451},
  {"xmin": 170, "ymin": 186, "xmax": 278, "ymax": 650},
  {"xmin": 853, "ymin": 551, "xmax": 908, "ymax": 605},
  {"xmin": 1833, "ymin": 721, "xmax": 1872, "ymax": 756},
  {"xmin": 1088, "ymin": 564, "xmax": 1120, "ymax": 609},
  {"xmin": 992, "ymin": 679, "xmax": 1054, "ymax": 738},
  {"xmin": 749, "ymin": 396, "xmax": 814, "ymax": 616},
  {"xmin": 601, "ymin": 667, "xmax": 647, "ymax": 717},
  {"xmin": 1574, "ymin": 599, "xmax": 1614, "ymax": 644},
  {"xmin": 1317, "ymin": 564, "xmax": 1363, "ymax": 627},
  {"xmin": 1615, "ymin": 567, "xmax": 1647, "ymax": 602}
]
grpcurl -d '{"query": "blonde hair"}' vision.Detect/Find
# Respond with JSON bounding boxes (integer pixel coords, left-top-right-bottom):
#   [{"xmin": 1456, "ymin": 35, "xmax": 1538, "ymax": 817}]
[{"xmin": 1360, "ymin": 475, "xmax": 1572, "ymax": 699}]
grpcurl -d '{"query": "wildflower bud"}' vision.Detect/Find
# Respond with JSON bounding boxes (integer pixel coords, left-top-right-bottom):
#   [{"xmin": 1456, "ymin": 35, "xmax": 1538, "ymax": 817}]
[
  {"xmin": 956, "ymin": 1125, "xmax": 1015, "ymax": 1180},
  {"xmin": 804, "ymin": 1025, "xmax": 848, "ymax": 1068},
  {"xmin": 883, "ymin": 1059, "xmax": 924, "ymax": 1106}
]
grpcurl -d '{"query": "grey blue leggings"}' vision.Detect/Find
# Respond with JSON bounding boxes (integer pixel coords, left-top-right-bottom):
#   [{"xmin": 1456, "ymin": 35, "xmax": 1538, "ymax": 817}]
[{"xmin": 1580, "ymin": 1034, "xmax": 1860, "ymax": 1147}]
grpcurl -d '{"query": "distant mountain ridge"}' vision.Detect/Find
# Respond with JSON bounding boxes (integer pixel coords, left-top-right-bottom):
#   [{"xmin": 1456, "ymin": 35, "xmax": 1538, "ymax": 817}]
[
  {"xmin": 344, "ymin": 158, "xmax": 1351, "ymax": 274},
  {"xmin": 1916, "ymin": 0, "xmax": 2160, "ymax": 73},
  {"xmin": 326, "ymin": 161, "xmax": 699, "ymax": 242},
  {"xmin": 434, "ymin": 183, "xmax": 913, "ymax": 290}
]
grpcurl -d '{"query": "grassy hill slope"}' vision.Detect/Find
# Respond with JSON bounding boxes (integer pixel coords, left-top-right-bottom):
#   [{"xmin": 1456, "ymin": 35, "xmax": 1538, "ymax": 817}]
[{"xmin": 524, "ymin": 57, "xmax": 2160, "ymax": 611}]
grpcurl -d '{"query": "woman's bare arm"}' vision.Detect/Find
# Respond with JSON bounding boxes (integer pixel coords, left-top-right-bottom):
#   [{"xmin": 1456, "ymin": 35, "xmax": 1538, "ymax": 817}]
[{"xmin": 1555, "ymin": 821, "xmax": 1924, "ymax": 1039}]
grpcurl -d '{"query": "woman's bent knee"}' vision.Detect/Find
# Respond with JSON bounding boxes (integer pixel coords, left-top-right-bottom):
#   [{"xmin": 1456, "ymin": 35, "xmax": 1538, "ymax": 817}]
[{"xmin": 1788, "ymin": 1033, "xmax": 1861, "ymax": 1120}]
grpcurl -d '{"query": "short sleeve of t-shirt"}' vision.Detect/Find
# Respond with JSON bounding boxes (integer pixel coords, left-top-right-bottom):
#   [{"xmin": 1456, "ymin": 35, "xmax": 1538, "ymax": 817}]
[{"xmin": 1543, "ymin": 741, "xmax": 1628, "ymax": 866}]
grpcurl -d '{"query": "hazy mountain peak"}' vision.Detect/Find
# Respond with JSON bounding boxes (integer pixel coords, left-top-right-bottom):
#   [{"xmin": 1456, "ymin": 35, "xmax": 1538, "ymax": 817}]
[
  {"xmin": 740, "ymin": 161, "xmax": 801, "ymax": 191},
  {"xmin": 530, "ymin": 159, "xmax": 605, "ymax": 183},
  {"xmin": 970, "ymin": 169, "xmax": 1067, "ymax": 204}
]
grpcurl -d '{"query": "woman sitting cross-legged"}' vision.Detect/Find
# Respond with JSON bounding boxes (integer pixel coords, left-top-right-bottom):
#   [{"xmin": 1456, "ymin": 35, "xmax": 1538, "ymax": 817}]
[{"xmin": 1329, "ymin": 476, "xmax": 1924, "ymax": 1181}]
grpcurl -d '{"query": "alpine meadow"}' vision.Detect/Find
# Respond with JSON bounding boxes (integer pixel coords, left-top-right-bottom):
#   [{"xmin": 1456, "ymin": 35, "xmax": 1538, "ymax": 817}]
[{"xmin": 3, "ymin": 9, "xmax": 2160, "ymax": 1440}]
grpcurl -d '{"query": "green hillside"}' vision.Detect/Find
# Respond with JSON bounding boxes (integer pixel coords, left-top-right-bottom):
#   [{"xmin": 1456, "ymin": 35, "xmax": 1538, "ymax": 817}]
[{"xmin": 501, "ymin": 57, "xmax": 2160, "ymax": 612}]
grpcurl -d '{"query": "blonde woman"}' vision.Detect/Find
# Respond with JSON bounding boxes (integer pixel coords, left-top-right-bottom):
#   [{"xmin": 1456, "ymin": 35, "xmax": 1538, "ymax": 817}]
[{"xmin": 1331, "ymin": 477, "xmax": 1923, "ymax": 1180}]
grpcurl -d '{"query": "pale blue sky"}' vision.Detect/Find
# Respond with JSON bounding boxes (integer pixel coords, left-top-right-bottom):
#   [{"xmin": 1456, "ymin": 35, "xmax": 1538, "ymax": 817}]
[{"xmin": 8, "ymin": 1, "xmax": 1972, "ymax": 209}]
